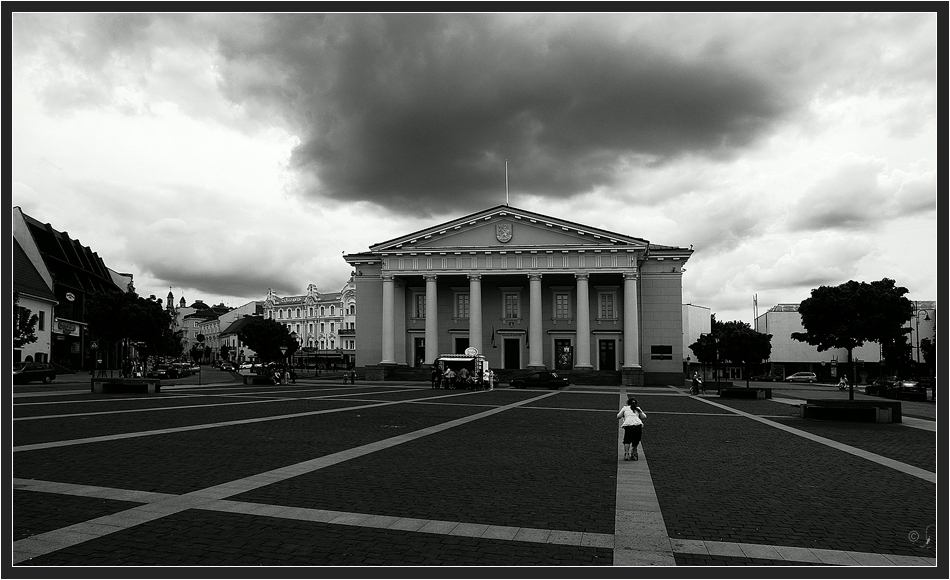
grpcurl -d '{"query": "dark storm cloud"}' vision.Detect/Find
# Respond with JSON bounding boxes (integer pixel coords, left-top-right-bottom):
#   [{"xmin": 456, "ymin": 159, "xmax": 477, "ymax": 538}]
[{"xmin": 209, "ymin": 14, "xmax": 788, "ymax": 216}]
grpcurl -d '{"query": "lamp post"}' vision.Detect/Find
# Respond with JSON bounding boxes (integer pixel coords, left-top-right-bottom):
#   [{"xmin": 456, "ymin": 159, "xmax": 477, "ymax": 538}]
[
  {"xmin": 714, "ymin": 336, "xmax": 721, "ymax": 395},
  {"xmin": 912, "ymin": 302, "xmax": 931, "ymax": 379},
  {"xmin": 290, "ymin": 332, "xmax": 298, "ymax": 383}
]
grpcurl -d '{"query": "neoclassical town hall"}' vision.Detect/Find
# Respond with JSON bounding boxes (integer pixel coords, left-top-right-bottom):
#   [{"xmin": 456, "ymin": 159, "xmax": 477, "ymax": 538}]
[{"xmin": 344, "ymin": 205, "xmax": 692, "ymax": 386}]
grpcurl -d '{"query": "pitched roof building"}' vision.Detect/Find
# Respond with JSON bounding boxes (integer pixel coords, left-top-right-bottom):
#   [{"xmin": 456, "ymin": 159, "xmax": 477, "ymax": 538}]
[{"xmin": 344, "ymin": 204, "xmax": 693, "ymax": 385}]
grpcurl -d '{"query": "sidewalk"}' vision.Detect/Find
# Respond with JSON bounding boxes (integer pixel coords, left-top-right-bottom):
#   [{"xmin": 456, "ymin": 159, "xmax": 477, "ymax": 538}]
[{"xmin": 12, "ymin": 380, "xmax": 936, "ymax": 568}]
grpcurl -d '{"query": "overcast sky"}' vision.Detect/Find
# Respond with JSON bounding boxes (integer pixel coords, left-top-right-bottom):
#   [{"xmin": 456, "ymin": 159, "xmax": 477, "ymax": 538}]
[{"xmin": 11, "ymin": 12, "xmax": 938, "ymax": 324}]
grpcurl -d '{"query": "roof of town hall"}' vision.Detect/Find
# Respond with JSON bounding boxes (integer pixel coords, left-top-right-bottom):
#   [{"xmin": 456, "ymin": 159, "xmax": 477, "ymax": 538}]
[{"xmin": 366, "ymin": 204, "xmax": 662, "ymax": 251}]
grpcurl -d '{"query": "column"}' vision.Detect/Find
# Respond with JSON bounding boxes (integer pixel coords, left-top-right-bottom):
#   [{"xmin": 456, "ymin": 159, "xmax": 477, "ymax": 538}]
[
  {"xmin": 574, "ymin": 272, "xmax": 592, "ymax": 369},
  {"xmin": 380, "ymin": 275, "xmax": 396, "ymax": 364},
  {"xmin": 469, "ymin": 274, "xmax": 483, "ymax": 355},
  {"xmin": 528, "ymin": 274, "xmax": 544, "ymax": 369},
  {"xmin": 424, "ymin": 275, "xmax": 439, "ymax": 364},
  {"xmin": 622, "ymin": 272, "xmax": 640, "ymax": 369}
]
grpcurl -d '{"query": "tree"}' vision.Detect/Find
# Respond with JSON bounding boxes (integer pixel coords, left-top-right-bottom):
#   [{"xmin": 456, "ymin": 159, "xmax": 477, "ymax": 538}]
[
  {"xmin": 716, "ymin": 320, "xmax": 772, "ymax": 387},
  {"xmin": 13, "ymin": 291, "xmax": 39, "ymax": 350},
  {"xmin": 237, "ymin": 318, "xmax": 299, "ymax": 363},
  {"xmin": 689, "ymin": 317, "xmax": 772, "ymax": 389},
  {"xmin": 220, "ymin": 344, "xmax": 233, "ymax": 361},
  {"xmin": 86, "ymin": 289, "xmax": 176, "ymax": 365},
  {"xmin": 791, "ymin": 278, "xmax": 913, "ymax": 400}
]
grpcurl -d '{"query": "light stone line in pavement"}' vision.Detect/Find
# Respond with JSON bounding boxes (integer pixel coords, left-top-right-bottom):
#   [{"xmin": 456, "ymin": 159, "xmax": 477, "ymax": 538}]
[
  {"xmin": 12, "ymin": 389, "xmax": 482, "ymax": 453},
  {"xmin": 12, "ymin": 390, "xmax": 562, "ymax": 565},
  {"xmin": 613, "ymin": 390, "xmax": 675, "ymax": 566},
  {"xmin": 16, "ymin": 477, "xmax": 935, "ymax": 567},
  {"xmin": 670, "ymin": 539, "xmax": 936, "ymax": 566},
  {"xmin": 683, "ymin": 390, "xmax": 936, "ymax": 483},
  {"xmin": 13, "ymin": 387, "xmax": 437, "ymax": 422}
]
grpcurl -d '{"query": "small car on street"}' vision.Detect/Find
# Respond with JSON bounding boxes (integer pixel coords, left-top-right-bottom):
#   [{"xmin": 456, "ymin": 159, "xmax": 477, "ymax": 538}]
[
  {"xmin": 885, "ymin": 380, "xmax": 927, "ymax": 401},
  {"xmin": 510, "ymin": 371, "xmax": 570, "ymax": 390},
  {"xmin": 13, "ymin": 361, "xmax": 56, "ymax": 384},
  {"xmin": 220, "ymin": 361, "xmax": 236, "ymax": 372},
  {"xmin": 148, "ymin": 364, "xmax": 179, "ymax": 379},
  {"xmin": 864, "ymin": 377, "xmax": 897, "ymax": 397},
  {"xmin": 172, "ymin": 362, "xmax": 192, "ymax": 378},
  {"xmin": 784, "ymin": 372, "xmax": 817, "ymax": 383},
  {"xmin": 750, "ymin": 372, "xmax": 782, "ymax": 382}
]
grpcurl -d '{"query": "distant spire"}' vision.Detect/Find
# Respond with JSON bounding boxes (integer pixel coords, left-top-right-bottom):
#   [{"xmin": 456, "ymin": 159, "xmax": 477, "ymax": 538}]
[{"xmin": 505, "ymin": 159, "xmax": 509, "ymax": 206}]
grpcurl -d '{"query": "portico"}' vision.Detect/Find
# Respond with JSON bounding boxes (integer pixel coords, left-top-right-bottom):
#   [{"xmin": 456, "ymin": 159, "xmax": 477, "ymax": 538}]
[{"xmin": 345, "ymin": 205, "xmax": 691, "ymax": 386}]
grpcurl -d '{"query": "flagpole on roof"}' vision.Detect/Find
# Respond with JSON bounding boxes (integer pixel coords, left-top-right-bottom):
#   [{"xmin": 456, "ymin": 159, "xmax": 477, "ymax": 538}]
[{"xmin": 505, "ymin": 159, "xmax": 509, "ymax": 206}]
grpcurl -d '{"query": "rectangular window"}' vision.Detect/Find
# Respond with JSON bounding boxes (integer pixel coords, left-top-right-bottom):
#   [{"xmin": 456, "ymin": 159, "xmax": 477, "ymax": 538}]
[
  {"xmin": 504, "ymin": 293, "xmax": 519, "ymax": 319},
  {"xmin": 555, "ymin": 292, "xmax": 570, "ymax": 319},
  {"xmin": 414, "ymin": 293, "xmax": 426, "ymax": 318},
  {"xmin": 38, "ymin": 310, "xmax": 45, "ymax": 331},
  {"xmin": 456, "ymin": 293, "xmax": 470, "ymax": 319},
  {"xmin": 650, "ymin": 345, "xmax": 673, "ymax": 360},
  {"xmin": 600, "ymin": 294, "xmax": 614, "ymax": 319}
]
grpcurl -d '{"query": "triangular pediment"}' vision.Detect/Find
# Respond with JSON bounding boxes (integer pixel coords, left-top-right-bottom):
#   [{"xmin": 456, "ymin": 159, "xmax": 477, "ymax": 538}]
[{"xmin": 370, "ymin": 205, "xmax": 649, "ymax": 253}]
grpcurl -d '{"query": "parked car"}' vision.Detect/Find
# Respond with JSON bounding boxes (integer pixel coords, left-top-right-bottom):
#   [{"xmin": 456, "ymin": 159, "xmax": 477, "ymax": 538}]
[
  {"xmin": 864, "ymin": 377, "xmax": 897, "ymax": 397},
  {"xmin": 239, "ymin": 362, "xmax": 254, "ymax": 370},
  {"xmin": 510, "ymin": 371, "xmax": 570, "ymax": 390},
  {"xmin": 784, "ymin": 372, "xmax": 817, "ymax": 383},
  {"xmin": 172, "ymin": 362, "xmax": 192, "ymax": 378},
  {"xmin": 220, "ymin": 361, "xmax": 236, "ymax": 372},
  {"xmin": 189, "ymin": 363, "xmax": 201, "ymax": 373},
  {"xmin": 885, "ymin": 380, "xmax": 927, "ymax": 401},
  {"xmin": 13, "ymin": 361, "xmax": 56, "ymax": 384},
  {"xmin": 750, "ymin": 372, "xmax": 782, "ymax": 382},
  {"xmin": 148, "ymin": 364, "xmax": 179, "ymax": 379}
]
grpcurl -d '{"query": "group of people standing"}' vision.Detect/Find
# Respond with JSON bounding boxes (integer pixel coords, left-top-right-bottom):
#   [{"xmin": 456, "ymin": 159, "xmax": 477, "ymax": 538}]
[{"xmin": 430, "ymin": 365, "xmax": 494, "ymax": 390}]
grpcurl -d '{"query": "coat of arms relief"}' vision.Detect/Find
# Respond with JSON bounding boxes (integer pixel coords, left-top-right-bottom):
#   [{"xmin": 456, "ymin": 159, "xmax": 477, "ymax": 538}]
[{"xmin": 496, "ymin": 223, "xmax": 512, "ymax": 243}]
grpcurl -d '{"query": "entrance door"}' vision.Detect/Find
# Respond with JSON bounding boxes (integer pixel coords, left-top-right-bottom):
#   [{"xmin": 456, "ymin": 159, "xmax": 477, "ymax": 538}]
[
  {"xmin": 554, "ymin": 339, "xmax": 573, "ymax": 370},
  {"xmin": 503, "ymin": 338, "xmax": 520, "ymax": 369},
  {"xmin": 414, "ymin": 337, "xmax": 426, "ymax": 367},
  {"xmin": 455, "ymin": 337, "xmax": 469, "ymax": 354},
  {"xmin": 599, "ymin": 339, "xmax": 616, "ymax": 371}
]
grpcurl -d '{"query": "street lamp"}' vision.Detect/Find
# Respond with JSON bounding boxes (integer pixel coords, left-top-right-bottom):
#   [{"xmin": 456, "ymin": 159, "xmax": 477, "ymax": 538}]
[
  {"xmin": 290, "ymin": 332, "xmax": 298, "ymax": 383},
  {"xmin": 912, "ymin": 301, "xmax": 931, "ymax": 381}
]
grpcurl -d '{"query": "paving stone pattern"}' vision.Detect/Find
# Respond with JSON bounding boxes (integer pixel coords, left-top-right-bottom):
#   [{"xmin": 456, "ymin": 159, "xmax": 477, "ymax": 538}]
[{"xmin": 12, "ymin": 380, "xmax": 936, "ymax": 568}]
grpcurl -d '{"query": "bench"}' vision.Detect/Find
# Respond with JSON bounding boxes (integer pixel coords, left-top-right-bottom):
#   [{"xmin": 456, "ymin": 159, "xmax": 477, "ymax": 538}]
[
  {"xmin": 91, "ymin": 377, "xmax": 162, "ymax": 394},
  {"xmin": 719, "ymin": 387, "xmax": 772, "ymax": 399},
  {"xmin": 800, "ymin": 399, "xmax": 901, "ymax": 423}
]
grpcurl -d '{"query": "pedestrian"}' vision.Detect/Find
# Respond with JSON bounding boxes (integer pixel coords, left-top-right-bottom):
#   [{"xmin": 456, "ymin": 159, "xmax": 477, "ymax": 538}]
[
  {"xmin": 443, "ymin": 367, "xmax": 456, "ymax": 389},
  {"xmin": 431, "ymin": 365, "xmax": 442, "ymax": 389},
  {"xmin": 617, "ymin": 397, "xmax": 647, "ymax": 461},
  {"xmin": 838, "ymin": 375, "xmax": 849, "ymax": 391},
  {"xmin": 691, "ymin": 372, "xmax": 700, "ymax": 395}
]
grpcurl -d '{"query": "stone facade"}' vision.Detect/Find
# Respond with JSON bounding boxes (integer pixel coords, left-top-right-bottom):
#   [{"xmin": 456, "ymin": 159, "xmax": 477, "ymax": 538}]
[{"xmin": 344, "ymin": 205, "xmax": 692, "ymax": 386}]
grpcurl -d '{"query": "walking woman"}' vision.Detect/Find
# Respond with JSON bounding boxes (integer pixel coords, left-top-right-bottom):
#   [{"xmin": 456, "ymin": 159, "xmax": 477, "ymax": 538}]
[{"xmin": 617, "ymin": 397, "xmax": 647, "ymax": 461}]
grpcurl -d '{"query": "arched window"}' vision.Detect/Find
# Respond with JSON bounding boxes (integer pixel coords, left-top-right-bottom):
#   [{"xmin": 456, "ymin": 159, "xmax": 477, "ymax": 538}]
[
  {"xmin": 330, "ymin": 306, "xmax": 335, "ymax": 316},
  {"xmin": 296, "ymin": 308, "xmax": 300, "ymax": 318},
  {"xmin": 278, "ymin": 309, "xmax": 283, "ymax": 319},
  {"xmin": 321, "ymin": 307, "xmax": 325, "ymax": 316}
]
